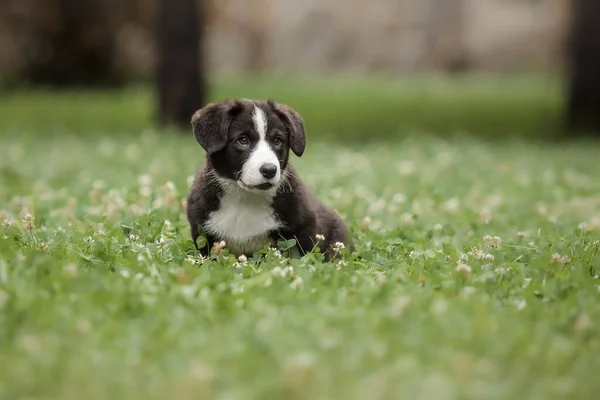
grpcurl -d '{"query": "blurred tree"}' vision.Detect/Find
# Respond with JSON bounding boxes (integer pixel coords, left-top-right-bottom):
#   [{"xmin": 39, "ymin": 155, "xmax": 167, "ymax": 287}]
[
  {"xmin": 13, "ymin": 0, "xmax": 123, "ymax": 87},
  {"xmin": 156, "ymin": 0, "xmax": 205, "ymax": 127},
  {"xmin": 425, "ymin": 0, "xmax": 469, "ymax": 72},
  {"xmin": 567, "ymin": 0, "xmax": 600, "ymax": 133}
]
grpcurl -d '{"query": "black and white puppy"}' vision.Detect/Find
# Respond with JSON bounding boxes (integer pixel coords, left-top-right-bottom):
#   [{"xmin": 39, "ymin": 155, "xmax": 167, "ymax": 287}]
[{"xmin": 186, "ymin": 98, "xmax": 354, "ymax": 260}]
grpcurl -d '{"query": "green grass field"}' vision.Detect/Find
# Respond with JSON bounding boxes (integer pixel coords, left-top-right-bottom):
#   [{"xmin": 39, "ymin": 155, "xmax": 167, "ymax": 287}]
[
  {"xmin": 1, "ymin": 76, "xmax": 600, "ymax": 399},
  {"xmin": 0, "ymin": 74, "xmax": 563, "ymax": 140}
]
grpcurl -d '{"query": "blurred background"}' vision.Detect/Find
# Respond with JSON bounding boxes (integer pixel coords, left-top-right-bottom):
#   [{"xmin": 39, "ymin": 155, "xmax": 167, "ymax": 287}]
[{"xmin": 0, "ymin": 0, "xmax": 597, "ymax": 140}]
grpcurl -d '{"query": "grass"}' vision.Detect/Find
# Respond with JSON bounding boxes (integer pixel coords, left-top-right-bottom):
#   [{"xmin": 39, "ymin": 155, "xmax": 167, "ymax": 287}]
[
  {"xmin": 0, "ymin": 74, "xmax": 564, "ymax": 140},
  {"xmin": 1, "ymin": 75, "xmax": 600, "ymax": 399}
]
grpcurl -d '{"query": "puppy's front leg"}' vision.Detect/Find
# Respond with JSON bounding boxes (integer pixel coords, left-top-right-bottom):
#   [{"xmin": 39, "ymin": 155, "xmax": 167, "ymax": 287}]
[{"xmin": 284, "ymin": 227, "xmax": 319, "ymax": 259}]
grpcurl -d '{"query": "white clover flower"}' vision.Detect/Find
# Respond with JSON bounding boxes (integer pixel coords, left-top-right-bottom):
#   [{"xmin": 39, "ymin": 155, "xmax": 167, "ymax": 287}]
[
  {"xmin": 551, "ymin": 253, "xmax": 571, "ymax": 265},
  {"xmin": 290, "ymin": 276, "xmax": 303, "ymax": 289},
  {"xmin": 96, "ymin": 223, "xmax": 107, "ymax": 236},
  {"xmin": 470, "ymin": 248, "xmax": 494, "ymax": 262},
  {"xmin": 84, "ymin": 236, "xmax": 94, "ymax": 245},
  {"xmin": 361, "ymin": 216, "xmax": 372, "ymax": 227},
  {"xmin": 333, "ymin": 241, "xmax": 345, "ymax": 252},
  {"xmin": 375, "ymin": 273, "xmax": 387, "ymax": 285},
  {"xmin": 187, "ymin": 175, "xmax": 195, "ymax": 187},
  {"xmin": 400, "ymin": 213, "xmax": 414, "ymax": 225},
  {"xmin": 156, "ymin": 235, "xmax": 168, "ymax": 249},
  {"xmin": 219, "ymin": 240, "xmax": 227, "ymax": 249},
  {"xmin": 480, "ymin": 207, "xmax": 492, "ymax": 224},
  {"xmin": 139, "ymin": 186, "xmax": 152, "ymax": 198},
  {"xmin": 390, "ymin": 296, "xmax": 411, "ymax": 318},
  {"xmin": 392, "ymin": 193, "xmax": 407, "ymax": 204},
  {"xmin": 63, "ymin": 264, "xmax": 78, "ymax": 277},
  {"xmin": 462, "ymin": 286, "xmax": 476, "ymax": 296},
  {"xmin": 430, "ymin": 299, "xmax": 448, "ymax": 316},
  {"xmin": 92, "ymin": 179, "xmax": 106, "ymax": 190},
  {"xmin": 315, "ymin": 234, "xmax": 325, "ymax": 241},
  {"xmin": 234, "ymin": 254, "xmax": 248, "ymax": 269},
  {"xmin": 269, "ymin": 248, "xmax": 282, "ymax": 259},
  {"xmin": 272, "ymin": 266, "xmax": 293, "ymax": 277},
  {"xmin": 433, "ymin": 223, "xmax": 443, "ymax": 231},
  {"xmin": 443, "ymin": 197, "xmax": 460, "ymax": 212},
  {"xmin": 483, "ymin": 235, "xmax": 502, "ymax": 249},
  {"xmin": 574, "ymin": 314, "xmax": 591, "ymax": 333},
  {"xmin": 408, "ymin": 250, "xmax": 421, "ymax": 259},
  {"xmin": 186, "ymin": 255, "xmax": 203, "ymax": 265},
  {"xmin": 138, "ymin": 175, "xmax": 152, "ymax": 186},
  {"xmin": 456, "ymin": 262, "xmax": 472, "ymax": 274},
  {"xmin": 22, "ymin": 213, "xmax": 35, "ymax": 231},
  {"xmin": 129, "ymin": 234, "xmax": 140, "ymax": 242},
  {"xmin": 514, "ymin": 299, "xmax": 527, "ymax": 311},
  {"xmin": 537, "ymin": 204, "xmax": 548, "ymax": 215}
]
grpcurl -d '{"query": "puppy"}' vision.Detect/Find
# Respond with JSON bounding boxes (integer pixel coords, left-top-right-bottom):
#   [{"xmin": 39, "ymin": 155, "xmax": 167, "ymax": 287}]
[{"xmin": 186, "ymin": 98, "xmax": 354, "ymax": 260}]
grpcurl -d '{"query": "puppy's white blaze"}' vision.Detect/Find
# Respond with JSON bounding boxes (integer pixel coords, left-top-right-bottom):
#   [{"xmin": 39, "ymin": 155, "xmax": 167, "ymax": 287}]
[
  {"xmin": 205, "ymin": 182, "xmax": 282, "ymax": 255},
  {"xmin": 241, "ymin": 106, "xmax": 280, "ymax": 187},
  {"xmin": 252, "ymin": 105, "xmax": 268, "ymax": 140}
]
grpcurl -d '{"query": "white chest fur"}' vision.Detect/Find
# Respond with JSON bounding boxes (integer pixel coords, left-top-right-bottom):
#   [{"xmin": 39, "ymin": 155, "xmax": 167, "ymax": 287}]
[{"xmin": 204, "ymin": 186, "xmax": 282, "ymax": 255}]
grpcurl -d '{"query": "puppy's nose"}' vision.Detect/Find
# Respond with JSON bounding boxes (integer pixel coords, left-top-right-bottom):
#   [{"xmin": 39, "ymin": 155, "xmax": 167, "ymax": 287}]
[{"xmin": 259, "ymin": 163, "xmax": 278, "ymax": 179}]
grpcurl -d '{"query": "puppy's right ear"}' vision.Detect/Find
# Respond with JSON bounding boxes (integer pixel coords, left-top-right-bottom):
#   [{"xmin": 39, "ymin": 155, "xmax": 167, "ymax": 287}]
[{"xmin": 191, "ymin": 100, "xmax": 241, "ymax": 154}]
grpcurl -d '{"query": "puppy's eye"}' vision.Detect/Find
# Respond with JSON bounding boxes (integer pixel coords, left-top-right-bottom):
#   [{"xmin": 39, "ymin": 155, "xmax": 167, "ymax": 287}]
[
  {"xmin": 237, "ymin": 136, "xmax": 250, "ymax": 146},
  {"xmin": 273, "ymin": 137, "xmax": 283, "ymax": 146}
]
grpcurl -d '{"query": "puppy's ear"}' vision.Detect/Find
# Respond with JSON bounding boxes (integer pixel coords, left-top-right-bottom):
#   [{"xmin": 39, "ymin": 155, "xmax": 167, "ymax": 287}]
[
  {"xmin": 191, "ymin": 100, "xmax": 242, "ymax": 153},
  {"xmin": 268, "ymin": 100, "xmax": 306, "ymax": 157}
]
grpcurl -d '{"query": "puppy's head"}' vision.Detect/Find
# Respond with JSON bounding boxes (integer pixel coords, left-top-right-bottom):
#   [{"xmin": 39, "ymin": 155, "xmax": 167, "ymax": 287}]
[{"xmin": 191, "ymin": 99, "xmax": 305, "ymax": 193}]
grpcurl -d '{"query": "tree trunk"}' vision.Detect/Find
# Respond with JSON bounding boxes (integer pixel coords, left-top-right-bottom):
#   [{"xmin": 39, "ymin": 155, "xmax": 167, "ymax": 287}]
[
  {"xmin": 14, "ymin": 0, "xmax": 122, "ymax": 87},
  {"xmin": 156, "ymin": 0, "xmax": 206, "ymax": 127},
  {"xmin": 566, "ymin": 0, "xmax": 600, "ymax": 133}
]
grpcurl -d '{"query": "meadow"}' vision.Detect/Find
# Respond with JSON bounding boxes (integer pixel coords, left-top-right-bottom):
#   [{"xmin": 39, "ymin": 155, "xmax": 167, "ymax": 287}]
[{"xmin": 1, "ymin": 75, "xmax": 599, "ymax": 399}]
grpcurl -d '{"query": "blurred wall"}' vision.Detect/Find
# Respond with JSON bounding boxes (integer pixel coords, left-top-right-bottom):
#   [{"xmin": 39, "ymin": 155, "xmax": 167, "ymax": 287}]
[
  {"xmin": 206, "ymin": 0, "xmax": 569, "ymax": 73},
  {"xmin": 0, "ymin": 0, "xmax": 569, "ymax": 81}
]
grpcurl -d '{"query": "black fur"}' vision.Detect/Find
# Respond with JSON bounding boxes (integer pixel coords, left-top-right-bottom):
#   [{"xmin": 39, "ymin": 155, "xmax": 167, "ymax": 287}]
[{"xmin": 186, "ymin": 99, "xmax": 354, "ymax": 260}]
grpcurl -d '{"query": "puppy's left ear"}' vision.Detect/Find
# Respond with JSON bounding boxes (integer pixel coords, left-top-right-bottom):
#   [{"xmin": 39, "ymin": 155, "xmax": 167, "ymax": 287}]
[
  {"xmin": 191, "ymin": 99, "xmax": 242, "ymax": 154},
  {"xmin": 268, "ymin": 100, "xmax": 306, "ymax": 157}
]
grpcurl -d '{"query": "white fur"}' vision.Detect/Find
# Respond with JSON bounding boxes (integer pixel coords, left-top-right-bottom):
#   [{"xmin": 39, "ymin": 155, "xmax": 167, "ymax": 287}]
[
  {"xmin": 239, "ymin": 106, "xmax": 281, "ymax": 188},
  {"xmin": 204, "ymin": 180, "xmax": 282, "ymax": 255}
]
